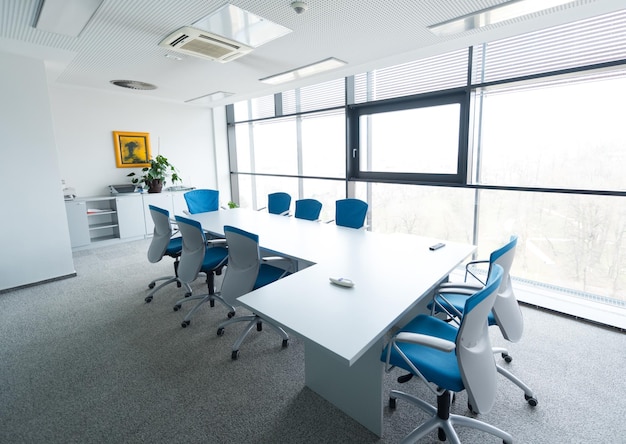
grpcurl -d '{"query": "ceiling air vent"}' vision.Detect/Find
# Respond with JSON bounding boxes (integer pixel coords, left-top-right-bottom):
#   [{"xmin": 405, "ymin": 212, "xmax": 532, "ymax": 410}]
[
  {"xmin": 110, "ymin": 80, "xmax": 157, "ymax": 90},
  {"xmin": 159, "ymin": 26, "xmax": 253, "ymax": 63}
]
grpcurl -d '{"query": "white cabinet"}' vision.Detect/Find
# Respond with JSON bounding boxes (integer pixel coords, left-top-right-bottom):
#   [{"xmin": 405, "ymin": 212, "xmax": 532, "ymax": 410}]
[
  {"xmin": 116, "ymin": 195, "xmax": 146, "ymax": 239},
  {"xmin": 65, "ymin": 200, "xmax": 90, "ymax": 248},
  {"xmin": 65, "ymin": 191, "xmax": 190, "ymax": 249}
]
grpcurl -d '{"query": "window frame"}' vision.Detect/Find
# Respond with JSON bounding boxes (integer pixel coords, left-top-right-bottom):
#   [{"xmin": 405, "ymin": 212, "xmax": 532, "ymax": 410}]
[{"xmin": 346, "ymin": 88, "xmax": 470, "ymax": 185}]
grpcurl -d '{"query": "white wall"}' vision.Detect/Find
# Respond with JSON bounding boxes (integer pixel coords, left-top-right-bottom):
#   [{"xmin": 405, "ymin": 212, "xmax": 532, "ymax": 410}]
[
  {"xmin": 49, "ymin": 87, "xmax": 222, "ymax": 199},
  {"xmin": 0, "ymin": 52, "xmax": 74, "ymax": 291},
  {"xmin": 0, "ymin": 54, "xmax": 229, "ymax": 292}
]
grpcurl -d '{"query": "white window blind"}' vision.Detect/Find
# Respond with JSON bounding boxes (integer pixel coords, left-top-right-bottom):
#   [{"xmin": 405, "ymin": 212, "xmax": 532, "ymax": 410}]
[
  {"xmin": 233, "ymin": 94, "xmax": 275, "ymax": 121},
  {"xmin": 354, "ymin": 49, "xmax": 468, "ymax": 103},
  {"xmin": 472, "ymin": 9, "xmax": 626, "ymax": 84},
  {"xmin": 281, "ymin": 78, "xmax": 345, "ymax": 115}
]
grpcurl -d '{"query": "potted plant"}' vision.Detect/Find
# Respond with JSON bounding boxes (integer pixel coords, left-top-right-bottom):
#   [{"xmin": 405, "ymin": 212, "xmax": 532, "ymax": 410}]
[{"xmin": 127, "ymin": 154, "xmax": 182, "ymax": 193}]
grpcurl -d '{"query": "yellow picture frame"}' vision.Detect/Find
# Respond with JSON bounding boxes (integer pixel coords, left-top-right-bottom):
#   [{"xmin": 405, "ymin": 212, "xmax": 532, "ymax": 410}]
[{"xmin": 113, "ymin": 131, "xmax": 151, "ymax": 168}]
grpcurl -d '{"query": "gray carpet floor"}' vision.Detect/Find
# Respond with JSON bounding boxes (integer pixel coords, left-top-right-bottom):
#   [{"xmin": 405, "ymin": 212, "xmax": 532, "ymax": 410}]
[{"xmin": 1, "ymin": 238, "xmax": 625, "ymax": 443}]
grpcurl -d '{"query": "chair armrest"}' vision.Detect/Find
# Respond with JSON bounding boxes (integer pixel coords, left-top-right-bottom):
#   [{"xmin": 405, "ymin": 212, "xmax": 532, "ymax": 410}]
[
  {"xmin": 465, "ymin": 259, "xmax": 489, "ymax": 284},
  {"xmin": 394, "ymin": 332, "xmax": 455, "ymax": 352},
  {"xmin": 437, "ymin": 282, "xmax": 482, "ymax": 295},
  {"xmin": 257, "ymin": 206, "xmax": 267, "ymax": 212},
  {"xmin": 183, "ymin": 210, "xmax": 191, "ymax": 216}
]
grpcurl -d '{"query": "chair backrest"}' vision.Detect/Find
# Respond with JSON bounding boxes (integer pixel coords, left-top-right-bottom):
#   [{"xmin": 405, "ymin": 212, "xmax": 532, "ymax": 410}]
[
  {"xmin": 487, "ymin": 235, "xmax": 523, "ymax": 342},
  {"xmin": 335, "ymin": 198, "xmax": 368, "ymax": 229},
  {"xmin": 457, "ymin": 264, "xmax": 503, "ymax": 414},
  {"xmin": 268, "ymin": 192, "xmax": 291, "ymax": 215},
  {"xmin": 147, "ymin": 205, "xmax": 174, "ymax": 263},
  {"xmin": 294, "ymin": 199, "xmax": 322, "ymax": 221},
  {"xmin": 219, "ymin": 225, "xmax": 262, "ymax": 305},
  {"xmin": 173, "ymin": 216, "xmax": 207, "ymax": 284},
  {"xmin": 184, "ymin": 189, "xmax": 219, "ymax": 214}
]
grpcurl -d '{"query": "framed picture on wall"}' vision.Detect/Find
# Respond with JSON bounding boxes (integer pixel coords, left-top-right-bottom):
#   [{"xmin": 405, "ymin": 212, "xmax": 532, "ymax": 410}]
[{"xmin": 113, "ymin": 131, "xmax": 151, "ymax": 168}]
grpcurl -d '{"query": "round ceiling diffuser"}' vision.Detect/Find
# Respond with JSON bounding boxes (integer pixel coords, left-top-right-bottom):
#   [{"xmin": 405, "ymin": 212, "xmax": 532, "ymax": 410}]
[{"xmin": 110, "ymin": 80, "xmax": 157, "ymax": 90}]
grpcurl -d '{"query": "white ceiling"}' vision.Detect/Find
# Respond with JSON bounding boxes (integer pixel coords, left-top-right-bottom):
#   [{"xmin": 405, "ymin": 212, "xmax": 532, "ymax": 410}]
[{"xmin": 1, "ymin": 0, "xmax": 624, "ymax": 108}]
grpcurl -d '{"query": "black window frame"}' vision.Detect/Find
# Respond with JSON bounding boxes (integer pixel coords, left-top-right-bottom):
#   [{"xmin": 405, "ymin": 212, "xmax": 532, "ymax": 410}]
[{"xmin": 346, "ymin": 87, "xmax": 470, "ymax": 185}]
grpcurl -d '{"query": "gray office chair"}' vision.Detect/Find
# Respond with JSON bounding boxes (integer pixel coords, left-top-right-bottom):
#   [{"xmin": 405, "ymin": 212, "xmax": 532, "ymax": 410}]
[
  {"xmin": 215, "ymin": 225, "xmax": 291, "ymax": 360},
  {"xmin": 172, "ymin": 216, "xmax": 230, "ymax": 328},
  {"xmin": 430, "ymin": 235, "xmax": 537, "ymax": 406},
  {"xmin": 145, "ymin": 205, "xmax": 192, "ymax": 303},
  {"xmin": 383, "ymin": 265, "xmax": 512, "ymax": 443}
]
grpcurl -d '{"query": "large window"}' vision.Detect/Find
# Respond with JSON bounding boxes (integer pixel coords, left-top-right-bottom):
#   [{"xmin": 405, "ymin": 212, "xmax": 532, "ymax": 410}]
[{"xmin": 226, "ymin": 10, "xmax": 626, "ymax": 322}]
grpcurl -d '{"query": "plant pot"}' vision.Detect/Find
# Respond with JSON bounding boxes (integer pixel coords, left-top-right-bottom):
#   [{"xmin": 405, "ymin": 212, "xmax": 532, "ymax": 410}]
[{"xmin": 147, "ymin": 179, "xmax": 163, "ymax": 193}]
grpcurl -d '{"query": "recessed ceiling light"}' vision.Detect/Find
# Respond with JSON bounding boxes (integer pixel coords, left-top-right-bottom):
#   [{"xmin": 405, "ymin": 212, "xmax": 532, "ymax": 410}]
[
  {"xmin": 260, "ymin": 58, "xmax": 347, "ymax": 85},
  {"xmin": 428, "ymin": 0, "xmax": 577, "ymax": 36},
  {"xmin": 185, "ymin": 91, "xmax": 235, "ymax": 105},
  {"xmin": 110, "ymin": 80, "xmax": 157, "ymax": 90}
]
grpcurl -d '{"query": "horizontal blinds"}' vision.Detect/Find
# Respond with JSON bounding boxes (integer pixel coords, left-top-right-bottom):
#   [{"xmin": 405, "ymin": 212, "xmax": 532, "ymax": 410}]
[
  {"xmin": 281, "ymin": 78, "xmax": 345, "ymax": 115},
  {"xmin": 472, "ymin": 10, "xmax": 626, "ymax": 84},
  {"xmin": 354, "ymin": 49, "xmax": 468, "ymax": 103},
  {"xmin": 233, "ymin": 94, "xmax": 275, "ymax": 121}
]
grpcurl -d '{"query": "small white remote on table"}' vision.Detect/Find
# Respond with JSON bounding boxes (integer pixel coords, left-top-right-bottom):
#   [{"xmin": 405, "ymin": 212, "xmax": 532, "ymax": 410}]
[{"xmin": 329, "ymin": 277, "xmax": 354, "ymax": 288}]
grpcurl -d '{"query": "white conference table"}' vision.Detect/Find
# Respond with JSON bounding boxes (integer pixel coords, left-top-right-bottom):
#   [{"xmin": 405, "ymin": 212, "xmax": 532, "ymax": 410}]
[{"xmin": 189, "ymin": 208, "xmax": 475, "ymax": 436}]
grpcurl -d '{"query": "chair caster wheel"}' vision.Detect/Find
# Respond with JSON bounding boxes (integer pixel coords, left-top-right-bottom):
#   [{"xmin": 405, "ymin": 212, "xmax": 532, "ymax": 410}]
[
  {"xmin": 173, "ymin": 304, "xmax": 181, "ymax": 312},
  {"xmin": 217, "ymin": 327, "xmax": 225, "ymax": 336},
  {"xmin": 502, "ymin": 352, "xmax": 512, "ymax": 363},
  {"xmin": 145, "ymin": 296, "xmax": 153, "ymax": 303},
  {"xmin": 184, "ymin": 292, "xmax": 191, "ymax": 298},
  {"xmin": 256, "ymin": 321, "xmax": 263, "ymax": 332},
  {"xmin": 282, "ymin": 339, "xmax": 289, "ymax": 348},
  {"xmin": 227, "ymin": 311, "xmax": 235, "ymax": 319},
  {"xmin": 148, "ymin": 283, "xmax": 155, "ymax": 289},
  {"xmin": 231, "ymin": 350, "xmax": 239, "ymax": 360},
  {"xmin": 525, "ymin": 395, "xmax": 538, "ymax": 406},
  {"xmin": 389, "ymin": 397, "xmax": 397, "ymax": 409},
  {"xmin": 181, "ymin": 320, "xmax": 190, "ymax": 328},
  {"xmin": 176, "ymin": 281, "xmax": 182, "ymax": 288},
  {"xmin": 209, "ymin": 299, "xmax": 215, "ymax": 307}
]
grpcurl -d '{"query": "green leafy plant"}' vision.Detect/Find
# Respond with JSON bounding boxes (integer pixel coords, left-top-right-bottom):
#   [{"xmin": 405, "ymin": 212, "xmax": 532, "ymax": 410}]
[
  {"xmin": 227, "ymin": 201, "xmax": 239, "ymax": 209},
  {"xmin": 127, "ymin": 155, "xmax": 181, "ymax": 193}
]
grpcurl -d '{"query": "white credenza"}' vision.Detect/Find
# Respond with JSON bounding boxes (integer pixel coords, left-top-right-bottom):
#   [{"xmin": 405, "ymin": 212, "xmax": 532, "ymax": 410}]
[{"xmin": 65, "ymin": 191, "xmax": 188, "ymax": 249}]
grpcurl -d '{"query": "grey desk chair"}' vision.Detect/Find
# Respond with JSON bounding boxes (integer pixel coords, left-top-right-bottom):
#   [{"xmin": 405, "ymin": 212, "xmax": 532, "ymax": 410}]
[
  {"xmin": 382, "ymin": 265, "xmax": 512, "ymax": 444},
  {"xmin": 430, "ymin": 235, "xmax": 537, "ymax": 406},
  {"xmin": 172, "ymin": 216, "xmax": 230, "ymax": 328},
  {"xmin": 215, "ymin": 225, "xmax": 291, "ymax": 360},
  {"xmin": 145, "ymin": 205, "xmax": 192, "ymax": 303}
]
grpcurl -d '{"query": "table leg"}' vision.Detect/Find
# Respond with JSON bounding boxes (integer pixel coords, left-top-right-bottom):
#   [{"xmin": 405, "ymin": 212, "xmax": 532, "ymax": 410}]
[{"xmin": 304, "ymin": 338, "xmax": 384, "ymax": 437}]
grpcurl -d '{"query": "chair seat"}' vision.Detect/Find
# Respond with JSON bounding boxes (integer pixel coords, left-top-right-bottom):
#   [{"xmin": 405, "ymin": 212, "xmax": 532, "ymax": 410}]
[
  {"xmin": 432, "ymin": 293, "xmax": 497, "ymax": 325},
  {"xmin": 254, "ymin": 264, "xmax": 288, "ymax": 289},
  {"xmin": 383, "ymin": 314, "xmax": 464, "ymax": 392},
  {"xmin": 201, "ymin": 246, "xmax": 229, "ymax": 270},
  {"xmin": 165, "ymin": 237, "xmax": 183, "ymax": 257}
]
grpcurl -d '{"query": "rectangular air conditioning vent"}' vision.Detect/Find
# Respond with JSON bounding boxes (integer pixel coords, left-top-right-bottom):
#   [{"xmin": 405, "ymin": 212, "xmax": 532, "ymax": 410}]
[{"xmin": 159, "ymin": 26, "xmax": 253, "ymax": 63}]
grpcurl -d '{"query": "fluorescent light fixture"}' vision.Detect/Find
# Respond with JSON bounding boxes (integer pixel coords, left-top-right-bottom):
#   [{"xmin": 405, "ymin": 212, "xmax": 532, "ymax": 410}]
[
  {"xmin": 185, "ymin": 91, "xmax": 235, "ymax": 105},
  {"xmin": 260, "ymin": 58, "xmax": 348, "ymax": 85},
  {"xmin": 33, "ymin": 0, "xmax": 103, "ymax": 37},
  {"xmin": 193, "ymin": 4, "xmax": 292, "ymax": 48},
  {"xmin": 428, "ymin": 0, "xmax": 576, "ymax": 36}
]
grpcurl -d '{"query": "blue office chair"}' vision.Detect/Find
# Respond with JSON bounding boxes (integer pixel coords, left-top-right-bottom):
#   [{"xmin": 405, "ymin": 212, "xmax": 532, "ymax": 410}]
[
  {"xmin": 382, "ymin": 265, "xmax": 512, "ymax": 444},
  {"xmin": 334, "ymin": 198, "xmax": 368, "ymax": 229},
  {"xmin": 259, "ymin": 192, "xmax": 291, "ymax": 216},
  {"xmin": 215, "ymin": 225, "xmax": 291, "ymax": 360},
  {"xmin": 144, "ymin": 205, "xmax": 192, "ymax": 303},
  {"xmin": 429, "ymin": 235, "xmax": 537, "ymax": 406},
  {"xmin": 172, "ymin": 216, "xmax": 230, "ymax": 328},
  {"xmin": 183, "ymin": 189, "xmax": 219, "ymax": 214},
  {"xmin": 294, "ymin": 198, "xmax": 322, "ymax": 221}
]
